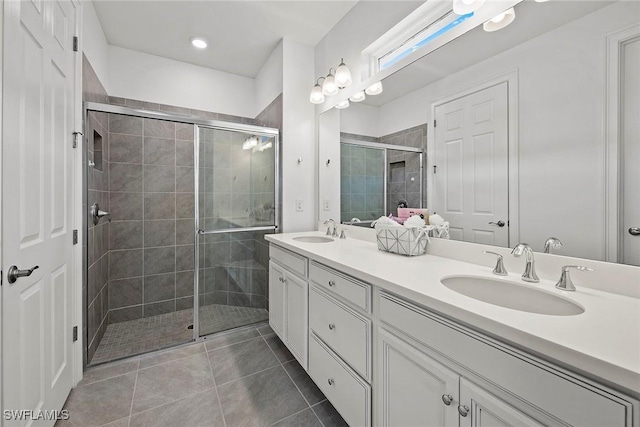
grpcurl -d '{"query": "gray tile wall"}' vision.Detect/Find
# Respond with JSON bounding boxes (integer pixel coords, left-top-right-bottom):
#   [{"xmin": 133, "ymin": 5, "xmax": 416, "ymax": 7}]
[
  {"xmin": 83, "ymin": 55, "xmax": 110, "ymax": 364},
  {"xmin": 340, "ymin": 144, "xmax": 385, "ymax": 222},
  {"xmin": 380, "ymin": 124, "xmax": 428, "ymax": 213}
]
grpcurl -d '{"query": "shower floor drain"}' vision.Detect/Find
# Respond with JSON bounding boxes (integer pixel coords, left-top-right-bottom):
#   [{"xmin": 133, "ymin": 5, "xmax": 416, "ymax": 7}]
[{"xmin": 187, "ymin": 324, "xmax": 194, "ymax": 330}]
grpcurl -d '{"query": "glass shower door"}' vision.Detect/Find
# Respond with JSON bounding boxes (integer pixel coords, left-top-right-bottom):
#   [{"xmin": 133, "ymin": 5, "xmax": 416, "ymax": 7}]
[{"xmin": 195, "ymin": 125, "xmax": 278, "ymax": 337}]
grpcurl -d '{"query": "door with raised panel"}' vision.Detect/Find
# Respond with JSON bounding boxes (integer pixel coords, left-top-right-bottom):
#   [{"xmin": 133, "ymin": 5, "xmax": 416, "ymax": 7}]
[
  {"xmin": 268, "ymin": 260, "xmax": 285, "ymax": 338},
  {"xmin": 433, "ymin": 82, "xmax": 509, "ymax": 246},
  {"xmin": 459, "ymin": 379, "xmax": 543, "ymax": 427},
  {"xmin": 377, "ymin": 329, "xmax": 459, "ymax": 427},
  {"xmin": 285, "ymin": 272, "xmax": 308, "ymax": 369},
  {"xmin": 2, "ymin": 0, "xmax": 78, "ymax": 423}
]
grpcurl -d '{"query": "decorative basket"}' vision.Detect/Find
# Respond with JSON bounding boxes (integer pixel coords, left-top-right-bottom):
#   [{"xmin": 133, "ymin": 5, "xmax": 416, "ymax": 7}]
[{"xmin": 375, "ymin": 226, "xmax": 429, "ymax": 257}]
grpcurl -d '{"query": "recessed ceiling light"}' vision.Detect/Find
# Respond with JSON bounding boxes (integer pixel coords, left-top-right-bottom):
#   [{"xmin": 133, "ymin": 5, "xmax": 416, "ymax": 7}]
[{"xmin": 191, "ymin": 37, "xmax": 208, "ymax": 49}]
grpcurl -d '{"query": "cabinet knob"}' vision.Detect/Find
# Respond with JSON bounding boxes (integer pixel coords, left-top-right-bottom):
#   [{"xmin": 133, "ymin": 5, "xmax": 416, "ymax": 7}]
[
  {"xmin": 278, "ymin": 276, "xmax": 283, "ymax": 282},
  {"xmin": 328, "ymin": 378, "xmax": 335, "ymax": 385},
  {"xmin": 441, "ymin": 394, "xmax": 453, "ymax": 406},
  {"xmin": 458, "ymin": 405, "xmax": 469, "ymax": 417},
  {"xmin": 328, "ymin": 280, "xmax": 335, "ymax": 287},
  {"xmin": 328, "ymin": 323, "xmax": 336, "ymax": 330}
]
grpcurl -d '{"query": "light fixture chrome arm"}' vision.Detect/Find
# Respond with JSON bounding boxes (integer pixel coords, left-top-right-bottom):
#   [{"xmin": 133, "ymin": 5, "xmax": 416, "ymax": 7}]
[
  {"xmin": 555, "ymin": 265, "xmax": 593, "ymax": 291},
  {"xmin": 483, "ymin": 251, "xmax": 507, "ymax": 276},
  {"xmin": 544, "ymin": 237, "xmax": 563, "ymax": 254},
  {"xmin": 511, "ymin": 243, "xmax": 539, "ymax": 283}
]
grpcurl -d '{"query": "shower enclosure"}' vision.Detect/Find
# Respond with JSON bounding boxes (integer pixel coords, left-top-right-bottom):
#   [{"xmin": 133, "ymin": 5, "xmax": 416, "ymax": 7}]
[
  {"xmin": 340, "ymin": 138, "xmax": 423, "ymax": 224},
  {"xmin": 84, "ymin": 103, "xmax": 279, "ymax": 366}
]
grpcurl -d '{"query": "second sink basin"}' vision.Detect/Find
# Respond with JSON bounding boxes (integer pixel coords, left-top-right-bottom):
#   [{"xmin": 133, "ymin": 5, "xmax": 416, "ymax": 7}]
[
  {"xmin": 293, "ymin": 236, "xmax": 334, "ymax": 243},
  {"xmin": 441, "ymin": 276, "xmax": 584, "ymax": 316}
]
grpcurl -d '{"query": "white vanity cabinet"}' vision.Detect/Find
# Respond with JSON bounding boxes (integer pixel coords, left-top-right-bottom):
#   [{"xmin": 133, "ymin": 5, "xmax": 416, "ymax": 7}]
[
  {"xmin": 268, "ymin": 245, "xmax": 308, "ymax": 369},
  {"xmin": 378, "ymin": 292, "xmax": 635, "ymax": 427}
]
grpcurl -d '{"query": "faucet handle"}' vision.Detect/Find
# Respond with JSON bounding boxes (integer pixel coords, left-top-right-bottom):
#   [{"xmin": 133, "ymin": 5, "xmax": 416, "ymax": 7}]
[
  {"xmin": 556, "ymin": 265, "xmax": 593, "ymax": 291},
  {"xmin": 483, "ymin": 251, "xmax": 508, "ymax": 276},
  {"xmin": 339, "ymin": 228, "xmax": 346, "ymax": 239}
]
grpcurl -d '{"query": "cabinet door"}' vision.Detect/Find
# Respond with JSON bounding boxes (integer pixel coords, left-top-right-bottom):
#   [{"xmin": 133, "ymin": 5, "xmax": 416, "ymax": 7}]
[
  {"xmin": 268, "ymin": 261, "xmax": 286, "ymax": 339},
  {"xmin": 459, "ymin": 378, "xmax": 544, "ymax": 427},
  {"xmin": 377, "ymin": 328, "xmax": 459, "ymax": 427},
  {"xmin": 285, "ymin": 272, "xmax": 308, "ymax": 369}
]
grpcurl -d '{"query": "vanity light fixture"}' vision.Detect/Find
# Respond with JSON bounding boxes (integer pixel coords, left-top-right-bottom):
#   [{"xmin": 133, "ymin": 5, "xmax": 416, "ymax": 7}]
[
  {"xmin": 349, "ymin": 91, "xmax": 366, "ymax": 102},
  {"xmin": 335, "ymin": 59, "xmax": 352, "ymax": 88},
  {"xmin": 483, "ymin": 7, "xmax": 515, "ymax": 32},
  {"xmin": 452, "ymin": 0, "xmax": 485, "ymax": 15},
  {"xmin": 310, "ymin": 78, "xmax": 326, "ymax": 104},
  {"xmin": 190, "ymin": 37, "xmax": 208, "ymax": 49},
  {"xmin": 335, "ymin": 99, "xmax": 350, "ymax": 109},
  {"xmin": 365, "ymin": 81, "xmax": 383, "ymax": 95},
  {"xmin": 258, "ymin": 140, "xmax": 273, "ymax": 151},
  {"xmin": 322, "ymin": 69, "xmax": 339, "ymax": 96}
]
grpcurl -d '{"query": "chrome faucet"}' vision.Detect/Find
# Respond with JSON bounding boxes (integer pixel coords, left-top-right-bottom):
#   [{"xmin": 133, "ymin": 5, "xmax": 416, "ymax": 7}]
[
  {"xmin": 555, "ymin": 265, "xmax": 593, "ymax": 291},
  {"xmin": 511, "ymin": 243, "xmax": 539, "ymax": 283},
  {"xmin": 344, "ymin": 217, "xmax": 361, "ymax": 226},
  {"xmin": 483, "ymin": 251, "xmax": 507, "ymax": 276},
  {"xmin": 323, "ymin": 219, "xmax": 338, "ymax": 237},
  {"xmin": 544, "ymin": 237, "xmax": 563, "ymax": 254}
]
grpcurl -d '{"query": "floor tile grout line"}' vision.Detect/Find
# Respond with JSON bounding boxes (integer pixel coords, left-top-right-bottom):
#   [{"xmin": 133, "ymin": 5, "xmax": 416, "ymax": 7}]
[
  {"xmin": 205, "ymin": 333, "xmax": 265, "ymax": 354},
  {"xmin": 205, "ymin": 348, "xmax": 228, "ymax": 427},
  {"xmin": 128, "ymin": 385, "xmax": 217, "ymax": 420},
  {"xmin": 100, "ymin": 416, "xmax": 131, "ymax": 427},
  {"xmin": 212, "ymin": 361, "xmax": 282, "ymax": 388},
  {"xmin": 136, "ymin": 343, "xmax": 205, "ymax": 372},
  {"xmin": 126, "ymin": 368, "xmax": 139, "ymax": 427},
  {"xmin": 270, "ymin": 406, "xmax": 315, "ymax": 426},
  {"xmin": 77, "ymin": 365, "xmax": 140, "ymax": 388},
  {"xmin": 309, "ymin": 404, "xmax": 327, "ymax": 427}
]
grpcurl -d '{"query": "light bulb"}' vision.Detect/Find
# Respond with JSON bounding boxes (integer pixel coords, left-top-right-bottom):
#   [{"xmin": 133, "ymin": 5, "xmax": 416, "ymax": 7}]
[
  {"xmin": 365, "ymin": 81, "xmax": 383, "ymax": 96},
  {"xmin": 483, "ymin": 7, "xmax": 515, "ymax": 32},
  {"xmin": 452, "ymin": 0, "xmax": 485, "ymax": 15},
  {"xmin": 335, "ymin": 100, "xmax": 350, "ymax": 109},
  {"xmin": 349, "ymin": 91, "xmax": 366, "ymax": 102},
  {"xmin": 335, "ymin": 59, "xmax": 352, "ymax": 88},
  {"xmin": 190, "ymin": 37, "xmax": 208, "ymax": 49},
  {"xmin": 322, "ymin": 73, "xmax": 339, "ymax": 96},
  {"xmin": 310, "ymin": 84, "xmax": 325, "ymax": 104}
]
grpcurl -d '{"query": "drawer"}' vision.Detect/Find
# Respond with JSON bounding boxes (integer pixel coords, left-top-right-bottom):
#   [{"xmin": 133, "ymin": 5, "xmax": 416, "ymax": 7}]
[
  {"xmin": 309, "ymin": 333, "xmax": 371, "ymax": 427},
  {"xmin": 379, "ymin": 293, "xmax": 632, "ymax": 427},
  {"xmin": 309, "ymin": 285, "xmax": 371, "ymax": 380},
  {"xmin": 309, "ymin": 261, "xmax": 370, "ymax": 312},
  {"xmin": 270, "ymin": 244, "xmax": 307, "ymax": 278}
]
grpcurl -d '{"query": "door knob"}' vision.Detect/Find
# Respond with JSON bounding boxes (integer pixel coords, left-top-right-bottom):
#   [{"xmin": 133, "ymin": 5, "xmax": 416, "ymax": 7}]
[
  {"xmin": 7, "ymin": 265, "xmax": 39, "ymax": 284},
  {"xmin": 489, "ymin": 221, "xmax": 505, "ymax": 227},
  {"xmin": 629, "ymin": 227, "xmax": 640, "ymax": 236}
]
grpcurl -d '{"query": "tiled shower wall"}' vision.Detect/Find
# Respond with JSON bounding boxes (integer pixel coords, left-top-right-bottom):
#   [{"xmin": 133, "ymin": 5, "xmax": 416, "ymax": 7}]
[
  {"xmin": 340, "ymin": 144, "xmax": 384, "ymax": 222},
  {"xmin": 83, "ymin": 55, "xmax": 110, "ymax": 363},
  {"xmin": 106, "ymin": 114, "xmax": 197, "ymax": 323},
  {"xmin": 340, "ymin": 123, "xmax": 427, "ymax": 219}
]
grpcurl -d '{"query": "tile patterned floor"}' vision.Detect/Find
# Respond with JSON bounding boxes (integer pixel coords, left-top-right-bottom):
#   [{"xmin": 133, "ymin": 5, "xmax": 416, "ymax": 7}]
[
  {"xmin": 91, "ymin": 305, "xmax": 268, "ymax": 365},
  {"xmin": 61, "ymin": 323, "xmax": 347, "ymax": 427}
]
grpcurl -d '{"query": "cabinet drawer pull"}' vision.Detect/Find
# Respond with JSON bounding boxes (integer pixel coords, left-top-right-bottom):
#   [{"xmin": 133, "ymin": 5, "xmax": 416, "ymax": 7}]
[
  {"xmin": 328, "ymin": 280, "xmax": 335, "ymax": 287},
  {"xmin": 441, "ymin": 394, "xmax": 453, "ymax": 406},
  {"xmin": 328, "ymin": 323, "xmax": 336, "ymax": 330},
  {"xmin": 458, "ymin": 405, "xmax": 469, "ymax": 417},
  {"xmin": 328, "ymin": 378, "xmax": 335, "ymax": 385}
]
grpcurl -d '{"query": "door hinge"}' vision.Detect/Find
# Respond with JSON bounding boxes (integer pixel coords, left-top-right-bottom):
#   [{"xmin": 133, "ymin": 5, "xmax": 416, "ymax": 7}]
[
  {"xmin": 433, "ymin": 165, "xmax": 438, "ymax": 174},
  {"xmin": 73, "ymin": 36, "xmax": 79, "ymax": 52},
  {"xmin": 433, "ymin": 120, "xmax": 437, "ymax": 128},
  {"xmin": 72, "ymin": 229, "xmax": 78, "ymax": 245},
  {"xmin": 72, "ymin": 131, "xmax": 83, "ymax": 148},
  {"xmin": 73, "ymin": 326, "xmax": 78, "ymax": 342}
]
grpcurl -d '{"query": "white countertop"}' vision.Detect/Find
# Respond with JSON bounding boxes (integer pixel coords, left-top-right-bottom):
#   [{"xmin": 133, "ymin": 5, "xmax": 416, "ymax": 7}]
[{"xmin": 265, "ymin": 231, "xmax": 640, "ymax": 397}]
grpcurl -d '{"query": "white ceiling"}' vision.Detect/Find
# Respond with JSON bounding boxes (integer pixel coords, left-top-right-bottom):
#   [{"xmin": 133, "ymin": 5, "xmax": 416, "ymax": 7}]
[{"xmin": 92, "ymin": 0, "xmax": 359, "ymax": 78}]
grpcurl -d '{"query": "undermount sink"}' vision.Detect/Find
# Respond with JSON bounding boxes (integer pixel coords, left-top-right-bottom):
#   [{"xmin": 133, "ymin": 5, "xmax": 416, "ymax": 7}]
[
  {"xmin": 441, "ymin": 276, "xmax": 584, "ymax": 316},
  {"xmin": 293, "ymin": 236, "xmax": 334, "ymax": 243}
]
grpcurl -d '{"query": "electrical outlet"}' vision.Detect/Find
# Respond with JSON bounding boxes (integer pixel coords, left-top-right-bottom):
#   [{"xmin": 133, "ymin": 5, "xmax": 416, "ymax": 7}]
[
  {"xmin": 323, "ymin": 199, "xmax": 330, "ymax": 211},
  {"xmin": 295, "ymin": 198, "xmax": 304, "ymax": 212}
]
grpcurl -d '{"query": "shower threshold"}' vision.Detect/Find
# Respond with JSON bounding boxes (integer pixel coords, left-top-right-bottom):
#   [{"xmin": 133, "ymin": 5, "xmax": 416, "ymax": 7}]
[{"xmin": 90, "ymin": 304, "xmax": 268, "ymax": 365}]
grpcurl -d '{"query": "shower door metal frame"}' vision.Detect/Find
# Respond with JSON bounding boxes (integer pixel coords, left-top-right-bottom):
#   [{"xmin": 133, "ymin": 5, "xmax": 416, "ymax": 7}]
[
  {"xmin": 340, "ymin": 137, "xmax": 424, "ymax": 218},
  {"xmin": 82, "ymin": 102, "xmax": 280, "ymax": 364},
  {"xmin": 193, "ymin": 124, "xmax": 280, "ymax": 339}
]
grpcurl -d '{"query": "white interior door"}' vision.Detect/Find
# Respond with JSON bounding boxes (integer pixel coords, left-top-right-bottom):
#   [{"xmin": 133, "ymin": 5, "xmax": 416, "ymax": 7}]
[
  {"xmin": 433, "ymin": 82, "xmax": 509, "ymax": 246},
  {"xmin": 621, "ymin": 36, "xmax": 640, "ymax": 266},
  {"xmin": 2, "ymin": 0, "xmax": 77, "ymax": 424}
]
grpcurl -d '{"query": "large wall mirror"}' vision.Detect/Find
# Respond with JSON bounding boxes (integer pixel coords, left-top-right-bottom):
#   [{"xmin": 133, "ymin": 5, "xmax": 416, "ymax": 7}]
[{"xmin": 317, "ymin": 0, "xmax": 639, "ymax": 266}]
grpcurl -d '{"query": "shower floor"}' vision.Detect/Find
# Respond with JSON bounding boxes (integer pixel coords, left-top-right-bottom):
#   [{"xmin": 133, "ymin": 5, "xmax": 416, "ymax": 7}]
[{"xmin": 90, "ymin": 304, "xmax": 268, "ymax": 365}]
